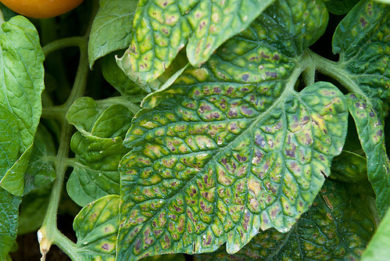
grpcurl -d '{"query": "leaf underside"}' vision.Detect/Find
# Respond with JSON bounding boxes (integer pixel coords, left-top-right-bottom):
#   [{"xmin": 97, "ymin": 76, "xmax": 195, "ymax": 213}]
[{"xmin": 117, "ymin": 1, "xmax": 350, "ymax": 260}]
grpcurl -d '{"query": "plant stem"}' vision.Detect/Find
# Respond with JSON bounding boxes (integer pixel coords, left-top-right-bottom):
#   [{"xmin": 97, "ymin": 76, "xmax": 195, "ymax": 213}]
[
  {"xmin": 43, "ymin": 37, "xmax": 85, "ymax": 57},
  {"xmin": 42, "ymin": 106, "xmax": 67, "ymax": 119},
  {"xmin": 39, "ymin": 37, "xmax": 89, "ymax": 261}
]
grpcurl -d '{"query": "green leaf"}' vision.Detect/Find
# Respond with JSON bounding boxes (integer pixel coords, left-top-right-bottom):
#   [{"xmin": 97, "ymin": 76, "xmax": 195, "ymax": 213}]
[
  {"xmin": 346, "ymin": 94, "xmax": 390, "ymax": 217},
  {"xmin": 322, "ymin": 0, "xmax": 359, "ymax": 15},
  {"xmin": 66, "ymin": 97, "xmax": 132, "ymax": 206},
  {"xmin": 196, "ymin": 180, "xmax": 376, "ymax": 261},
  {"xmin": 362, "ymin": 207, "xmax": 390, "ymax": 261},
  {"xmin": 73, "ymin": 195, "xmax": 120, "ymax": 261},
  {"xmin": 0, "ymin": 187, "xmax": 21, "ymax": 258},
  {"xmin": 117, "ymin": 2, "xmax": 346, "ymax": 259},
  {"xmin": 117, "ymin": 0, "xmax": 276, "ymax": 84},
  {"xmin": 23, "ymin": 125, "xmax": 56, "ymax": 195},
  {"xmin": 102, "ymin": 53, "xmax": 147, "ymax": 96},
  {"xmin": 0, "ymin": 16, "xmax": 45, "ymax": 196},
  {"xmin": 332, "ymin": 0, "xmax": 390, "ymax": 216},
  {"xmin": 88, "ymin": 0, "xmax": 138, "ymax": 67},
  {"xmin": 67, "ymin": 133, "xmax": 128, "ymax": 207}
]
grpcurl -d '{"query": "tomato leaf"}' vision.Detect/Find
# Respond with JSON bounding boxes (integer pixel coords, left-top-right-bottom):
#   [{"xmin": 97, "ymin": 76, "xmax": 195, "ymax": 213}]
[
  {"xmin": 196, "ymin": 180, "xmax": 376, "ymax": 260},
  {"xmin": 117, "ymin": 1, "xmax": 348, "ymax": 259},
  {"xmin": 73, "ymin": 195, "xmax": 120, "ymax": 260},
  {"xmin": 66, "ymin": 97, "xmax": 132, "ymax": 206},
  {"xmin": 362, "ymin": 206, "xmax": 390, "ymax": 260},
  {"xmin": 0, "ymin": 16, "xmax": 45, "ymax": 196},
  {"xmin": 332, "ymin": 0, "xmax": 390, "ymax": 217},
  {"xmin": 88, "ymin": 0, "xmax": 138, "ymax": 67},
  {"xmin": 117, "ymin": 0, "xmax": 276, "ymax": 84},
  {"xmin": 102, "ymin": 53, "xmax": 147, "ymax": 96}
]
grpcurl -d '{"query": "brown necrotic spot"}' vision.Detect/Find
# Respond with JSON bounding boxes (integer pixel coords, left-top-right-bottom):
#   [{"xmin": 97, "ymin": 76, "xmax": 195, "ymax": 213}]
[{"xmin": 102, "ymin": 243, "xmax": 109, "ymax": 251}]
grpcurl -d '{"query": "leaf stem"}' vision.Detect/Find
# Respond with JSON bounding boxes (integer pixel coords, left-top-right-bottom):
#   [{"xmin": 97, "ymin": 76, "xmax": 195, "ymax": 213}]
[
  {"xmin": 308, "ymin": 50, "xmax": 366, "ymax": 97},
  {"xmin": 303, "ymin": 66, "xmax": 315, "ymax": 86}
]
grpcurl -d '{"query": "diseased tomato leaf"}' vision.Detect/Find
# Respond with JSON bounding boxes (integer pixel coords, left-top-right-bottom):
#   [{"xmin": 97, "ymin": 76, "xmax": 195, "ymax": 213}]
[
  {"xmin": 73, "ymin": 195, "xmax": 120, "ymax": 261},
  {"xmin": 0, "ymin": 16, "xmax": 45, "ymax": 196},
  {"xmin": 88, "ymin": 0, "xmax": 138, "ymax": 67},
  {"xmin": 117, "ymin": 0, "xmax": 275, "ymax": 84},
  {"xmin": 117, "ymin": 1, "xmax": 348, "ymax": 259},
  {"xmin": 66, "ymin": 97, "xmax": 132, "ymax": 206},
  {"xmin": 196, "ymin": 180, "xmax": 376, "ymax": 261},
  {"xmin": 346, "ymin": 94, "xmax": 390, "ymax": 216},
  {"xmin": 332, "ymin": 0, "xmax": 390, "ymax": 217}
]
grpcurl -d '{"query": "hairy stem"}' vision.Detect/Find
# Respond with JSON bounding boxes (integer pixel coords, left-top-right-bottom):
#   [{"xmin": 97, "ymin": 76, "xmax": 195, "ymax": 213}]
[{"xmin": 39, "ymin": 37, "xmax": 89, "ymax": 261}]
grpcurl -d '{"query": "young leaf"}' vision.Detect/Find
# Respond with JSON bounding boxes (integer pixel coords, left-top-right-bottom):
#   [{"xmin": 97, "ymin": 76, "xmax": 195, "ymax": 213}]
[
  {"xmin": 66, "ymin": 97, "xmax": 132, "ymax": 206},
  {"xmin": 332, "ymin": 0, "xmax": 390, "ymax": 216},
  {"xmin": 0, "ymin": 188, "xmax": 21, "ymax": 258},
  {"xmin": 117, "ymin": 0, "xmax": 275, "ymax": 84},
  {"xmin": 117, "ymin": 1, "xmax": 347, "ymax": 259},
  {"xmin": 73, "ymin": 195, "xmax": 120, "ymax": 260},
  {"xmin": 88, "ymin": 0, "xmax": 138, "ymax": 67},
  {"xmin": 23, "ymin": 125, "xmax": 56, "ymax": 195},
  {"xmin": 67, "ymin": 133, "xmax": 127, "ymax": 206},
  {"xmin": 196, "ymin": 180, "xmax": 376, "ymax": 261},
  {"xmin": 0, "ymin": 16, "xmax": 45, "ymax": 196}
]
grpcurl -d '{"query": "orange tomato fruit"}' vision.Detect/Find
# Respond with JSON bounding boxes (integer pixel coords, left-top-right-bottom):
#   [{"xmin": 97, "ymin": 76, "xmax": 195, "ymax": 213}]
[{"xmin": 0, "ymin": 0, "xmax": 84, "ymax": 19}]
